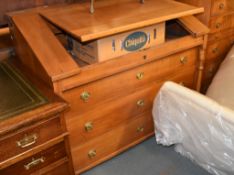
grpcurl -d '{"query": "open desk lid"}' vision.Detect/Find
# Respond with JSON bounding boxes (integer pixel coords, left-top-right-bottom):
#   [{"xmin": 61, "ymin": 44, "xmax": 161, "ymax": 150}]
[{"xmin": 40, "ymin": 0, "xmax": 204, "ymax": 42}]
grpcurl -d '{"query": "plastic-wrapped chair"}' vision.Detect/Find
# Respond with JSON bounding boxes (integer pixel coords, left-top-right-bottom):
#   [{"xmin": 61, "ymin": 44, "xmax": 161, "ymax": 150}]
[{"xmin": 153, "ymin": 45, "xmax": 234, "ymax": 175}]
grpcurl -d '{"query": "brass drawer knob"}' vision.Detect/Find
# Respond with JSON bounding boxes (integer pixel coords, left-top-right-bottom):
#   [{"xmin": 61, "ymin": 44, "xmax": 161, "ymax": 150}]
[
  {"xmin": 137, "ymin": 127, "xmax": 144, "ymax": 133},
  {"xmin": 212, "ymin": 47, "xmax": 219, "ymax": 54},
  {"xmin": 80, "ymin": 91, "xmax": 91, "ymax": 102},
  {"xmin": 137, "ymin": 100, "xmax": 145, "ymax": 107},
  {"xmin": 88, "ymin": 150, "xmax": 97, "ymax": 159},
  {"xmin": 16, "ymin": 134, "xmax": 38, "ymax": 148},
  {"xmin": 219, "ymin": 3, "xmax": 225, "ymax": 10},
  {"xmin": 179, "ymin": 82, "xmax": 185, "ymax": 86},
  {"xmin": 180, "ymin": 56, "xmax": 188, "ymax": 65},
  {"xmin": 85, "ymin": 122, "xmax": 93, "ymax": 132},
  {"xmin": 136, "ymin": 72, "xmax": 144, "ymax": 80},
  {"xmin": 24, "ymin": 157, "xmax": 45, "ymax": 170},
  {"xmin": 216, "ymin": 23, "xmax": 221, "ymax": 29}
]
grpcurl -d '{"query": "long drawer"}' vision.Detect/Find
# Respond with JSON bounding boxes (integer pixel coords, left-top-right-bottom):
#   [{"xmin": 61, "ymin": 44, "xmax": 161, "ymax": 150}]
[
  {"xmin": 211, "ymin": 0, "xmax": 234, "ymax": 17},
  {"xmin": 63, "ymin": 48, "xmax": 198, "ymax": 117},
  {"xmin": 72, "ymin": 111, "xmax": 154, "ymax": 174},
  {"xmin": 206, "ymin": 38, "xmax": 233, "ymax": 61},
  {"xmin": 209, "ymin": 13, "xmax": 234, "ymax": 33},
  {"xmin": 208, "ymin": 28, "xmax": 234, "ymax": 43},
  {"xmin": 0, "ymin": 142, "xmax": 66, "ymax": 175},
  {"xmin": 0, "ymin": 116, "xmax": 63, "ymax": 164}
]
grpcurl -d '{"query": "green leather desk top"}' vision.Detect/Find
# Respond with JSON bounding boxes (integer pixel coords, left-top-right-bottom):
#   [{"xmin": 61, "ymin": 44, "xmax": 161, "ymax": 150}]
[{"xmin": 0, "ymin": 61, "xmax": 47, "ymax": 121}]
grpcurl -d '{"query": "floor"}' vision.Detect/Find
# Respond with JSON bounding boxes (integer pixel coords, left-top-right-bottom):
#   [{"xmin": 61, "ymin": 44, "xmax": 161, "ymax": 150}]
[{"xmin": 82, "ymin": 137, "xmax": 211, "ymax": 175}]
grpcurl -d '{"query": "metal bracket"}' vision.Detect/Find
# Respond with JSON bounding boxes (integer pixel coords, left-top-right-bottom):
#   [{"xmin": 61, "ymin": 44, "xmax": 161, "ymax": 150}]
[
  {"xmin": 90, "ymin": 0, "xmax": 145, "ymax": 14},
  {"xmin": 90, "ymin": 0, "xmax": 94, "ymax": 14}
]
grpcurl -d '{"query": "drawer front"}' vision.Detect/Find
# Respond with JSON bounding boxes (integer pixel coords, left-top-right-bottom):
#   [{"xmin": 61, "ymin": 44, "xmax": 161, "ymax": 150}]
[
  {"xmin": 63, "ymin": 48, "xmax": 197, "ymax": 117},
  {"xmin": 206, "ymin": 38, "xmax": 233, "ymax": 61},
  {"xmin": 208, "ymin": 28, "xmax": 234, "ymax": 43},
  {"xmin": 201, "ymin": 59, "xmax": 223, "ymax": 93},
  {"xmin": 209, "ymin": 14, "xmax": 234, "ymax": 33},
  {"xmin": 72, "ymin": 111, "xmax": 154, "ymax": 174},
  {"xmin": 41, "ymin": 162, "xmax": 70, "ymax": 175},
  {"xmin": 0, "ymin": 116, "xmax": 63, "ymax": 162},
  {"xmin": 211, "ymin": 0, "xmax": 229, "ymax": 16},
  {"xmin": 1, "ymin": 142, "xmax": 66, "ymax": 175}
]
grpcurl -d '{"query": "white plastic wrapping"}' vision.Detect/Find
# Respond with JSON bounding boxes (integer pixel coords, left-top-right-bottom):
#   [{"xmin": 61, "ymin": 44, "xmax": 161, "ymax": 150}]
[
  {"xmin": 207, "ymin": 45, "xmax": 234, "ymax": 110},
  {"xmin": 153, "ymin": 81, "xmax": 234, "ymax": 175}
]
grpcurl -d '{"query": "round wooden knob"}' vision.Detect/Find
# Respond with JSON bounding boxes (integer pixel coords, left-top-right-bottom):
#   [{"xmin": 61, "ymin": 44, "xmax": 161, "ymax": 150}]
[
  {"xmin": 219, "ymin": 3, "xmax": 225, "ymax": 10},
  {"xmin": 216, "ymin": 23, "xmax": 221, "ymax": 29}
]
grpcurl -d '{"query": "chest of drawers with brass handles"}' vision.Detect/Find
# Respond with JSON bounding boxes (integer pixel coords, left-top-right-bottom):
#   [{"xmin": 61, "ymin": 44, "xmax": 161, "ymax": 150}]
[{"xmin": 176, "ymin": 0, "xmax": 234, "ymax": 92}]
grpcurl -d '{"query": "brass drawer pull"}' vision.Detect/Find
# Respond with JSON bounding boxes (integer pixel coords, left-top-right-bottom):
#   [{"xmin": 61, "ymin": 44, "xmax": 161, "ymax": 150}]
[
  {"xmin": 137, "ymin": 100, "xmax": 145, "ymax": 107},
  {"xmin": 215, "ymin": 23, "xmax": 221, "ymax": 29},
  {"xmin": 179, "ymin": 82, "xmax": 185, "ymax": 86},
  {"xmin": 85, "ymin": 122, "xmax": 93, "ymax": 132},
  {"xmin": 219, "ymin": 3, "xmax": 225, "ymax": 10},
  {"xmin": 137, "ymin": 127, "xmax": 144, "ymax": 133},
  {"xmin": 212, "ymin": 47, "xmax": 219, "ymax": 54},
  {"xmin": 16, "ymin": 134, "xmax": 38, "ymax": 148},
  {"xmin": 24, "ymin": 157, "xmax": 45, "ymax": 170},
  {"xmin": 80, "ymin": 91, "xmax": 91, "ymax": 102},
  {"xmin": 88, "ymin": 150, "xmax": 97, "ymax": 159},
  {"xmin": 136, "ymin": 72, "xmax": 144, "ymax": 80},
  {"xmin": 180, "ymin": 56, "xmax": 188, "ymax": 65}
]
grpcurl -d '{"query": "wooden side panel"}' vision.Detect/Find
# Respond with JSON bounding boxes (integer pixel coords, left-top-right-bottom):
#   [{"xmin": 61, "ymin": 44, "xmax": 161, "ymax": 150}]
[{"xmin": 175, "ymin": 0, "xmax": 212, "ymax": 25}]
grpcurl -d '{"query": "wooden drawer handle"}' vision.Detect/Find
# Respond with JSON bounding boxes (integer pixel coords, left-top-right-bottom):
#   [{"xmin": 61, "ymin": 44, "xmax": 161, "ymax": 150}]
[
  {"xmin": 80, "ymin": 91, "xmax": 91, "ymax": 102},
  {"xmin": 88, "ymin": 150, "xmax": 97, "ymax": 159},
  {"xmin": 24, "ymin": 157, "xmax": 45, "ymax": 170},
  {"xmin": 137, "ymin": 99, "xmax": 145, "ymax": 107},
  {"xmin": 16, "ymin": 134, "xmax": 38, "ymax": 148},
  {"xmin": 85, "ymin": 122, "xmax": 93, "ymax": 132},
  {"xmin": 137, "ymin": 127, "xmax": 144, "ymax": 133},
  {"xmin": 136, "ymin": 72, "xmax": 144, "ymax": 80},
  {"xmin": 219, "ymin": 3, "xmax": 225, "ymax": 10},
  {"xmin": 180, "ymin": 56, "xmax": 188, "ymax": 65}
]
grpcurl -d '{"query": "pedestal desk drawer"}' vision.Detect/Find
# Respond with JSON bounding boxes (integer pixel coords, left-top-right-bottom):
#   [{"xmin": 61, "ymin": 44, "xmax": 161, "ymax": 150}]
[
  {"xmin": 67, "ymin": 83, "xmax": 160, "ymax": 146},
  {"xmin": 0, "ymin": 142, "xmax": 66, "ymax": 175},
  {"xmin": 72, "ymin": 111, "xmax": 154, "ymax": 174},
  {"xmin": 0, "ymin": 116, "xmax": 63, "ymax": 162},
  {"xmin": 41, "ymin": 162, "xmax": 70, "ymax": 175},
  {"xmin": 64, "ymin": 48, "xmax": 197, "ymax": 117},
  {"xmin": 210, "ymin": 14, "xmax": 234, "ymax": 33}
]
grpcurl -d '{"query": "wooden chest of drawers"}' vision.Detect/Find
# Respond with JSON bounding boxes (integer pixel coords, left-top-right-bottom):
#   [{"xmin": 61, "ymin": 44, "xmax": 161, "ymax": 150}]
[
  {"xmin": 176, "ymin": 0, "xmax": 234, "ymax": 92},
  {"xmin": 8, "ymin": 0, "xmax": 209, "ymax": 174}
]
